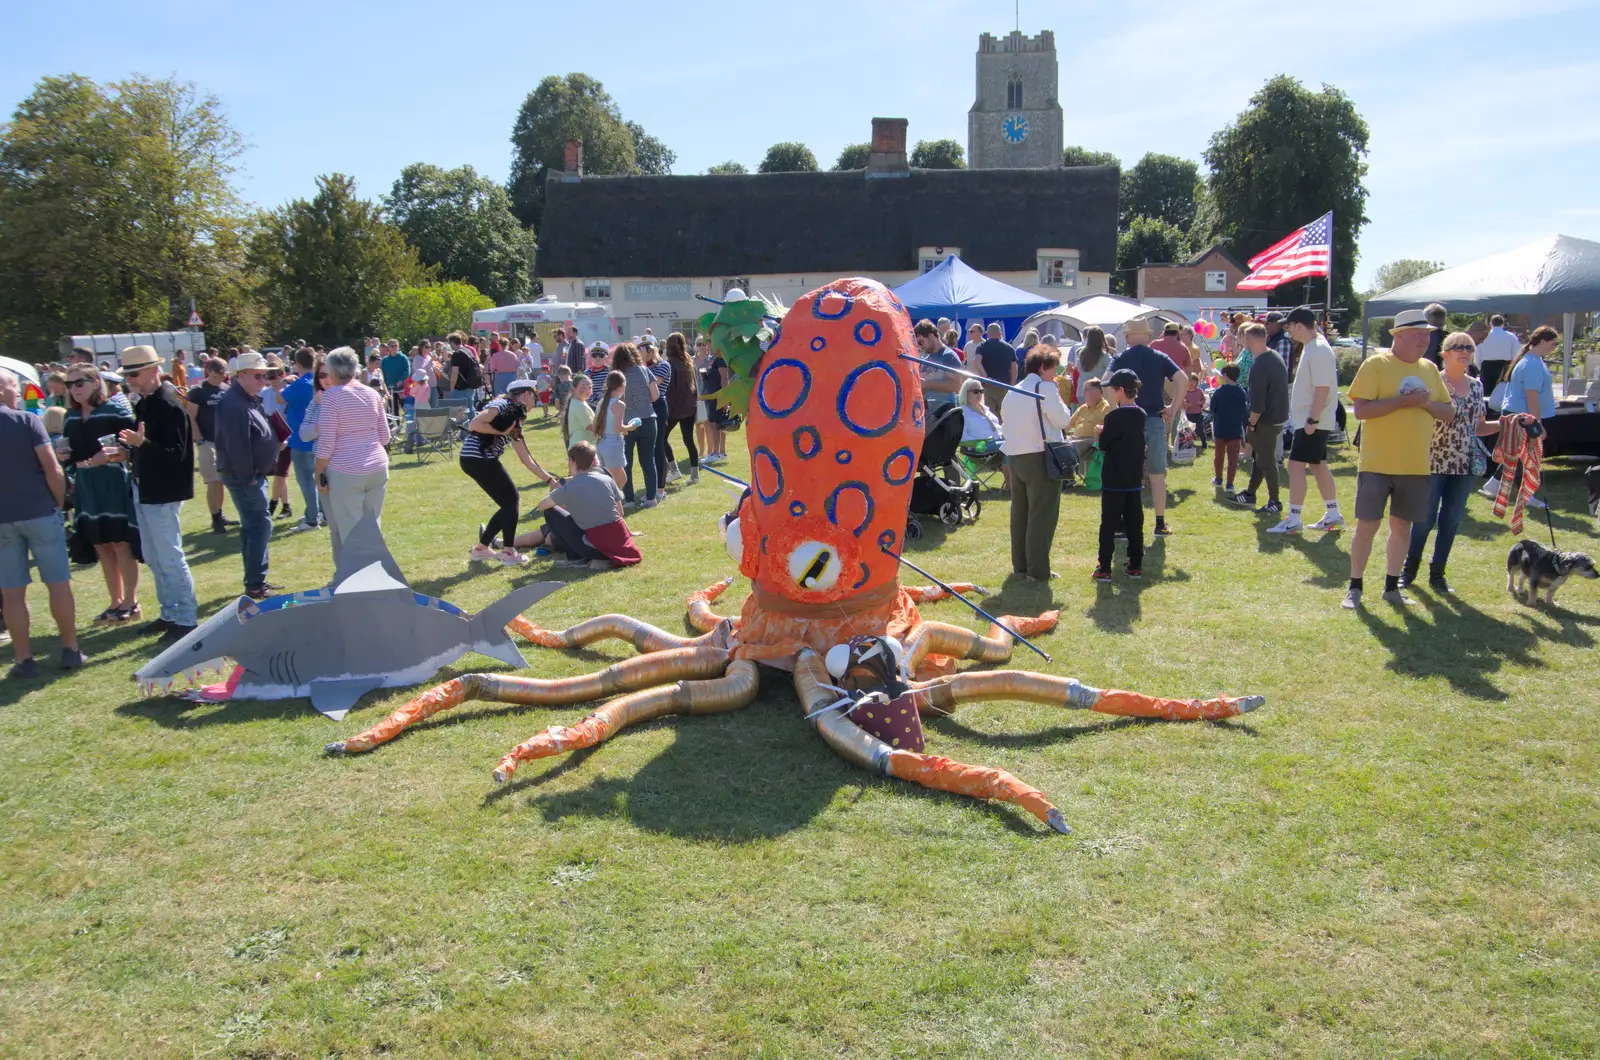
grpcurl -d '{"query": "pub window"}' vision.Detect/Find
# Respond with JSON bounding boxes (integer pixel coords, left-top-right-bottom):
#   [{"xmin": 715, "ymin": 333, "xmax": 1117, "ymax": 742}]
[
  {"xmin": 1038, "ymin": 255, "xmax": 1078, "ymax": 288},
  {"xmin": 583, "ymin": 278, "xmax": 611, "ymax": 300}
]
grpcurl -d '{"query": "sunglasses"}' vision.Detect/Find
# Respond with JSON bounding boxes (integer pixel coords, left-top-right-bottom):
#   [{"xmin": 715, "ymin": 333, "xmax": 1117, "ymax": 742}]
[{"xmin": 68, "ymin": 378, "xmax": 97, "ymax": 387}]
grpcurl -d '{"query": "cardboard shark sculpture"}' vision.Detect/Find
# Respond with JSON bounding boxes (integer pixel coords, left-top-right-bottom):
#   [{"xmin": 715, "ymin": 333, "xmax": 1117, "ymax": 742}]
[{"xmin": 134, "ymin": 514, "xmax": 561, "ymax": 720}]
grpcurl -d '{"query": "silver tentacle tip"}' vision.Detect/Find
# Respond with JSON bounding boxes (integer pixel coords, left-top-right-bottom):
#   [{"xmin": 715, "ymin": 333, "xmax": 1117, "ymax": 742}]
[
  {"xmin": 323, "ymin": 741, "xmax": 347, "ymax": 755},
  {"xmin": 492, "ymin": 769, "xmax": 510, "ymax": 785},
  {"xmin": 1237, "ymin": 695, "xmax": 1266, "ymax": 714},
  {"xmin": 1046, "ymin": 808, "xmax": 1071, "ymax": 835}
]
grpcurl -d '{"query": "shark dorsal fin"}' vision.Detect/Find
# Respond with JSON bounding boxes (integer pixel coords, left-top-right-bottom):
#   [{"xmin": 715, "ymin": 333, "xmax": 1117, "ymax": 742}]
[
  {"xmin": 328, "ymin": 513, "xmax": 408, "ymax": 591},
  {"xmin": 334, "ymin": 562, "xmax": 409, "ymax": 595}
]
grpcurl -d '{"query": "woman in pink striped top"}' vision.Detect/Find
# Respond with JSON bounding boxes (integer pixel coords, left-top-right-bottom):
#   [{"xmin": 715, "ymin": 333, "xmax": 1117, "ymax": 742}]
[{"xmin": 315, "ymin": 347, "xmax": 392, "ymax": 563}]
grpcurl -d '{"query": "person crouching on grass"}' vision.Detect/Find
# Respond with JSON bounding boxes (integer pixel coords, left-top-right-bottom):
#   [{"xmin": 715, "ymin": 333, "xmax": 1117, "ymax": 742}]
[
  {"xmin": 513, "ymin": 442, "xmax": 642, "ymax": 571},
  {"xmin": 1093, "ymin": 369, "xmax": 1148, "ymax": 583}
]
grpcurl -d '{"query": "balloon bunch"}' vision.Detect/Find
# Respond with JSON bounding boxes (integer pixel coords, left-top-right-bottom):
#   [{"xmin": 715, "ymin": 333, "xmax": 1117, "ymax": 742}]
[{"xmin": 1193, "ymin": 318, "xmax": 1219, "ymax": 340}]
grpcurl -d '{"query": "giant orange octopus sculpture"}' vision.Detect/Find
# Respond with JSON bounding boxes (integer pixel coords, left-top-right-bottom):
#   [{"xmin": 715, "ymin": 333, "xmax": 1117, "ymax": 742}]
[{"xmin": 326, "ymin": 278, "xmax": 1263, "ymax": 833}]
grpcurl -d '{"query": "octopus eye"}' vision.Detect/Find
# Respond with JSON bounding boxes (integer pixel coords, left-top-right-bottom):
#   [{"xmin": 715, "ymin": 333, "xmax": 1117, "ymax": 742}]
[{"xmin": 788, "ymin": 540, "xmax": 841, "ymax": 591}]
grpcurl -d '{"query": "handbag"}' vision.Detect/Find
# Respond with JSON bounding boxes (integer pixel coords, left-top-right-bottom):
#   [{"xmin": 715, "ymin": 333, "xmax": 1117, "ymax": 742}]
[
  {"xmin": 1033, "ymin": 379, "xmax": 1077, "ymax": 480},
  {"xmin": 1083, "ymin": 445, "xmax": 1104, "ymax": 491}
]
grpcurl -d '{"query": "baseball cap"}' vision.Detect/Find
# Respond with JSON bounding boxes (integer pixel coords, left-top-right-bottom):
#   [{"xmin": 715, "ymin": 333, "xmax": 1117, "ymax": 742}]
[
  {"xmin": 1264, "ymin": 311, "xmax": 1286, "ymax": 324},
  {"xmin": 1286, "ymin": 307, "xmax": 1318, "ymax": 328},
  {"xmin": 1106, "ymin": 368, "xmax": 1141, "ymax": 391},
  {"xmin": 1391, "ymin": 308, "xmax": 1438, "ymax": 331}
]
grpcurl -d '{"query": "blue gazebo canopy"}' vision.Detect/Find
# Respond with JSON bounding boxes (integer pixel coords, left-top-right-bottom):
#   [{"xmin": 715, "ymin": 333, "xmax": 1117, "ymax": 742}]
[{"xmin": 891, "ymin": 255, "xmax": 1060, "ymax": 334}]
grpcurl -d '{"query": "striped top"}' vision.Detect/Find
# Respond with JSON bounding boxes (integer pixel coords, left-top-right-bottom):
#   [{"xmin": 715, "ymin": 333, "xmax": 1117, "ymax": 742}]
[
  {"xmin": 460, "ymin": 397, "xmax": 522, "ymax": 461},
  {"xmin": 314, "ymin": 382, "xmax": 391, "ymax": 474}
]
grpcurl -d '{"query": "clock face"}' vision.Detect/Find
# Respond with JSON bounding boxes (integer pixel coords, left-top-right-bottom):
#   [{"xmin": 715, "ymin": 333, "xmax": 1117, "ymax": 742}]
[{"xmin": 1002, "ymin": 113, "xmax": 1030, "ymax": 144}]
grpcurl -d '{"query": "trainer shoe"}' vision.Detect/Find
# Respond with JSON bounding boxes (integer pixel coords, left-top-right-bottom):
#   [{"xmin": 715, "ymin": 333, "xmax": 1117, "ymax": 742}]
[
  {"xmin": 1266, "ymin": 517, "xmax": 1302, "ymax": 534},
  {"xmin": 1229, "ymin": 491, "xmax": 1256, "ymax": 507},
  {"xmin": 1397, "ymin": 566, "xmax": 1419, "ymax": 589},
  {"xmin": 1525, "ymin": 494, "xmax": 1547, "ymax": 510},
  {"xmin": 156, "ymin": 623, "xmax": 197, "ymax": 647},
  {"xmin": 496, "ymin": 548, "xmax": 528, "ymax": 566},
  {"xmin": 1381, "ymin": 589, "xmax": 1413, "ymax": 606},
  {"xmin": 1255, "ymin": 501, "xmax": 1283, "ymax": 517},
  {"xmin": 7, "ymin": 657, "xmax": 39, "ymax": 680},
  {"xmin": 1091, "ymin": 567, "xmax": 1113, "ymax": 583},
  {"xmin": 1340, "ymin": 587, "xmax": 1362, "ymax": 610},
  {"xmin": 1479, "ymin": 480, "xmax": 1501, "ymax": 500},
  {"xmin": 1124, "ymin": 563, "xmax": 1142, "ymax": 579},
  {"xmin": 1428, "ymin": 572, "xmax": 1454, "ymax": 594},
  {"xmin": 1308, "ymin": 513, "xmax": 1344, "ymax": 531},
  {"xmin": 1153, "ymin": 522, "xmax": 1174, "ymax": 537},
  {"xmin": 468, "ymin": 543, "xmax": 497, "ymax": 563},
  {"xmin": 59, "ymin": 647, "xmax": 88, "ymax": 670},
  {"xmin": 1210, "ymin": 477, "xmax": 1222, "ymax": 487}
]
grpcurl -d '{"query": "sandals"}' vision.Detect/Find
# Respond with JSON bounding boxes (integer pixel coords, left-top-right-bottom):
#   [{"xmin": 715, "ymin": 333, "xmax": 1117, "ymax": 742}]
[{"xmin": 92, "ymin": 603, "xmax": 141, "ymax": 625}]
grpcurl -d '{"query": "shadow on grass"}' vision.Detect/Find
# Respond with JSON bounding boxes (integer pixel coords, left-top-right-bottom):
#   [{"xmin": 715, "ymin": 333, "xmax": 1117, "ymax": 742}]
[
  {"xmin": 929, "ymin": 712, "xmax": 1260, "ymax": 750},
  {"xmin": 1081, "ymin": 534, "xmax": 1188, "ymax": 635},
  {"xmin": 1349, "ymin": 588, "xmax": 1553, "ymax": 701}
]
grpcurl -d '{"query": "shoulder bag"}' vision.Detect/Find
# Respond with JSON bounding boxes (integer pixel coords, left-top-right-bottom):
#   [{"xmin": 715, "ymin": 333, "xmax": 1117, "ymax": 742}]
[{"xmin": 1034, "ymin": 379, "xmax": 1078, "ymax": 480}]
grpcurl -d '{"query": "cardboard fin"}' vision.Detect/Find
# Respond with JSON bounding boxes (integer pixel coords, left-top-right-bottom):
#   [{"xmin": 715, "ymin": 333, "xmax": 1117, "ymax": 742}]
[
  {"xmin": 329, "ymin": 514, "xmax": 406, "ymax": 591},
  {"xmin": 469, "ymin": 581, "xmax": 565, "ymax": 668},
  {"xmin": 309, "ymin": 678, "xmax": 382, "ymax": 720}
]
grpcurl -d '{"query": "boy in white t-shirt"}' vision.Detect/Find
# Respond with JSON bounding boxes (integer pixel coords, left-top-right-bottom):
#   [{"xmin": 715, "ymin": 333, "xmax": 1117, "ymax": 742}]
[{"xmin": 1268, "ymin": 307, "xmax": 1343, "ymax": 534}]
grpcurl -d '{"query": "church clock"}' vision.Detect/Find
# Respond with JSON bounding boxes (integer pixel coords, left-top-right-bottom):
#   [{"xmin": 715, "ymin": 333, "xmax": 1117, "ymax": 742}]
[{"xmin": 1001, "ymin": 113, "xmax": 1030, "ymax": 144}]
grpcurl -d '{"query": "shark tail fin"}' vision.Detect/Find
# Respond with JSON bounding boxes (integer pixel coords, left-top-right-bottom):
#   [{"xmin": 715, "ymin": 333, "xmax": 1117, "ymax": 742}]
[{"xmin": 468, "ymin": 581, "xmax": 564, "ymax": 669}]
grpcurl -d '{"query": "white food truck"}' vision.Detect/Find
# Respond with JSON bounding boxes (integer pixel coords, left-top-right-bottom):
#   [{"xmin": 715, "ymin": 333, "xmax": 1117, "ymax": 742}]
[{"xmin": 471, "ymin": 298, "xmax": 622, "ymax": 366}]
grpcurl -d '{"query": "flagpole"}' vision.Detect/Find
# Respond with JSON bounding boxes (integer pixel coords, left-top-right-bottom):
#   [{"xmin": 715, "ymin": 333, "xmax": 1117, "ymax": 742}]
[{"xmin": 1325, "ymin": 211, "xmax": 1335, "ymax": 333}]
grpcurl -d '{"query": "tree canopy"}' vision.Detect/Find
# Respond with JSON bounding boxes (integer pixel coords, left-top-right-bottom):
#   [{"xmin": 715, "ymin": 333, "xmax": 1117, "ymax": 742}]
[
  {"xmin": 911, "ymin": 139, "xmax": 966, "ymax": 170},
  {"xmin": 1114, "ymin": 216, "xmax": 1190, "ymax": 296},
  {"xmin": 0, "ymin": 74, "xmax": 257, "ymax": 353},
  {"xmin": 1369, "ymin": 259, "xmax": 1445, "ymax": 295},
  {"xmin": 376, "ymin": 281, "xmax": 493, "ymax": 346},
  {"xmin": 832, "ymin": 143, "xmax": 870, "ymax": 171},
  {"xmin": 250, "ymin": 174, "xmax": 428, "ymax": 345},
  {"xmin": 507, "ymin": 74, "xmax": 638, "ymax": 229},
  {"xmin": 1121, "ymin": 153, "xmax": 1199, "ymax": 232},
  {"xmin": 627, "ymin": 120, "xmax": 676, "ymax": 176},
  {"xmin": 1203, "ymin": 75, "xmax": 1370, "ymax": 309},
  {"xmin": 758, "ymin": 142, "xmax": 819, "ymax": 173},
  {"xmin": 384, "ymin": 163, "xmax": 534, "ymax": 306},
  {"xmin": 1062, "ymin": 146, "xmax": 1120, "ymax": 169},
  {"xmin": 706, "ymin": 161, "xmax": 747, "ymax": 175}
]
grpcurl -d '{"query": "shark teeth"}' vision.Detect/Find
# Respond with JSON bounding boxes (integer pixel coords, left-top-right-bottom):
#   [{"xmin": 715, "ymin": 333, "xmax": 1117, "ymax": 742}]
[{"xmin": 137, "ymin": 660, "xmax": 234, "ymax": 699}]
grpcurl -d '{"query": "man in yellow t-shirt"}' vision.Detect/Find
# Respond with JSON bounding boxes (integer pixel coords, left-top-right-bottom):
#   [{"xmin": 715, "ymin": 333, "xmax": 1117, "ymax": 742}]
[{"xmin": 1342, "ymin": 309, "xmax": 1454, "ymax": 610}]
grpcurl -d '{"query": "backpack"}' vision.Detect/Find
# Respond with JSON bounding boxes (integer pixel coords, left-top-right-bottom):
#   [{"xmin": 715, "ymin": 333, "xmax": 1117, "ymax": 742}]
[{"xmin": 452, "ymin": 349, "xmax": 482, "ymax": 390}]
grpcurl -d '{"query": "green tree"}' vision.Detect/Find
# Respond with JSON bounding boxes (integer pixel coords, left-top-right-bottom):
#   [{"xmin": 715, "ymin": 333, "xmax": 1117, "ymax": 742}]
[
  {"xmin": 1062, "ymin": 145, "xmax": 1120, "ymax": 168},
  {"xmin": 758, "ymin": 142, "xmax": 819, "ymax": 173},
  {"xmin": 250, "ymin": 173, "xmax": 429, "ymax": 345},
  {"xmin": 1203, "ymin": 75, "xmax": 1370, "ymax": 308},
  {"xmin": 1114, "ymin": 215, "xmax": 1189, "ymax": 296},
  {"xmin": 507, "ymin": 74, "xmax": 636, "ymax": 229},
  {"xmin": 911, "ymin": 139, "xmax": 966, "ymax": 170},
  {"xmin": 1369, "ymin": 258, "xmax": 1445, "ymax": 294},
  {"xmin": 832, "ymin": 143, "xmax": 870, "ymax": 170},
  {"xmin": 1121, "ymin": 152, "xmax": 1199, "ymax": 232},
  {"xmin": 385, "ymin": 163, "xmax": 534, "ymax": 306},
  {"xmin": 706, "ymin": 161, "xmax": 747, "ymax": 175},
  {"xmin": 376, "ymin": 281, "xmax": 493, "ymax": 346},
  {"xmin": 626, "ymin": 120, "xmax": 676, "ymax": 176},
  {"xmin": 0, "ymin": 74, "xmax": 257, "ymax": 354}
]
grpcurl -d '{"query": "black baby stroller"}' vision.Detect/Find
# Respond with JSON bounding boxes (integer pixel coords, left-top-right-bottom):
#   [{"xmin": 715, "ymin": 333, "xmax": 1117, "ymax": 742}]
[{"xmin": 906, "ymin": 403, "xmax": 981, "ymax": 540}]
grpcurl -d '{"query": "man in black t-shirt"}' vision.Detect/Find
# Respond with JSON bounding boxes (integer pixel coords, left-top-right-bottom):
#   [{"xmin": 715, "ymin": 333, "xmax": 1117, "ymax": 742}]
[
  {"xmin": 446, "ymin": 333, "xmax": 482, "ymax": 408},
  {"xmin": 974, "ymin": 323, "xmax": 1018, "ymax": 416},
  {"xmin": 185, "ymin": 357, "xmax": 233, "ymax": 532}
]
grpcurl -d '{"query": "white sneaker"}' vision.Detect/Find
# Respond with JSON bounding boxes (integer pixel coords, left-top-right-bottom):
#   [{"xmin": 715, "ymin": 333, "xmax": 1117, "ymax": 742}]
[
  {"xmin": 1309, "ymin": 513, "xmax": 1344, "ymax": 531},
  {"xmin": 468, "ymin": 543, "xmax": 497, "ymax": 563},
  {"xmin": 1525, "ymin": 494, "xmax": 1548, "ymax": 510},
  {"xmin": 665, "ymin": 465, "xmax": 683, "ymax": 482},
  {"xmin": 1266, "ymin": 517, "xmax": 1302, "ymax": 534},
  {"xmin": 1479, "ymin": 480, "xmax": 1501, "ymax": 500},
  {"xmin": 496, "ymin": 548, "xmax": 528, "ymax": 566}
]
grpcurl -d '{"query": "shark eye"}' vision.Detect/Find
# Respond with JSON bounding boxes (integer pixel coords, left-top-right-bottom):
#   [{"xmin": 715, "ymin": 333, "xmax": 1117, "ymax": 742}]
[{"xmin": 190, "ymin": 640, "xmax": 204, "ymax": 652}]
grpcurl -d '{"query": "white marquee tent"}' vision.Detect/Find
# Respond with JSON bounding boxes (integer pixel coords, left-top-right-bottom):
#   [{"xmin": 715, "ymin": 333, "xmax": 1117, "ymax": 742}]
[{"xmin": 1017, "ymin": 293, "xmax": 1189, "ymax": 347}]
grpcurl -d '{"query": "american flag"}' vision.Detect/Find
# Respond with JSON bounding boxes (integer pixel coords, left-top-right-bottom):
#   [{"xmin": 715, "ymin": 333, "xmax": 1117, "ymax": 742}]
[{"xmin": 1236, "ymin": 212, "xmax": 1333, "ymax": 290}]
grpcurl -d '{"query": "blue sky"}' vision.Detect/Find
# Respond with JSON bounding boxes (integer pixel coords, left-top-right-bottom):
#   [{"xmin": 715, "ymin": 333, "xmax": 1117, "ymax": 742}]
[{"xmin": 3, "ymin": 0, "xmax": 1597, "ymax": 290}]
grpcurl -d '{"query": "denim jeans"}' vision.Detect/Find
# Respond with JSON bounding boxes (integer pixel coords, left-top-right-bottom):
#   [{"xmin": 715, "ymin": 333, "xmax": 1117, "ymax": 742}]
[
  {"xmin": 289, "ymin": 447, "xmax": 320, "ymax": 524},
  {"xmin": 1406, "ymin": 472, "xmax": 1475, "ymax": 574},
  {"xmin": 222, "ymin": 475, "xmax": 272, "ymax": 590},
  {"xmin": 132, "ymin": 496, "xmax": 197, "ymax": 625},
  {"xmin": 622, "ymin": 416, "xmax": 659, "ymax": 503}
]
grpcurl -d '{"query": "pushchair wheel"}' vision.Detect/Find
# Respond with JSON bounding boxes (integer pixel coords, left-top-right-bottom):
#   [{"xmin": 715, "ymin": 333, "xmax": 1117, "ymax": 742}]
[
  {"xmin": 905, "ymin": 517, "xmax": 923, "ymax": 541},
  {"xmin": 939, "ymin": 502, "xmax": 962, "ymax": 528},
  {"xmin": 962, "ymin": 494, "xmax": 981, "ymax": 521}
]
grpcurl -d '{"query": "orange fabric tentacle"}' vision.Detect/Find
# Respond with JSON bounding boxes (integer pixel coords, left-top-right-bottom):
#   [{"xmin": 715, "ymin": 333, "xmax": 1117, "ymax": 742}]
[
  {"xmin": 1091, "ymin": 688, "xmax": 1264, "ymax": 721},
  {"xmin": 887, "ymin": 751, "xmax": 1068, "ymax": 834},
  {"xmin": 328, "ymin": 678, "xmax": 469, "ymax": 754},
  {"xmin": 903, "ymin": 583, "xmax": 983, "ymax": 603},
  {"xmin": 687, "ymin": 577, "xmax": 739, "ymax": 633}
]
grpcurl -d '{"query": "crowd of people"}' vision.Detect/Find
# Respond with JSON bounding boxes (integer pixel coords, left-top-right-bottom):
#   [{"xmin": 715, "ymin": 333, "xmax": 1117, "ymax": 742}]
[{"xmin": 0, "ymin": 300, "xmax": 1580, "ymax": 680}]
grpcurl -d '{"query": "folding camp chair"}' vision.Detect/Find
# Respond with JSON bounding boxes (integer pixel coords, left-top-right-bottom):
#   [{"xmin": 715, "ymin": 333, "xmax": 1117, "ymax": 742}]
[{"xmin": 411, "ymin": 408, "xmax": 455, "ymax": 464}]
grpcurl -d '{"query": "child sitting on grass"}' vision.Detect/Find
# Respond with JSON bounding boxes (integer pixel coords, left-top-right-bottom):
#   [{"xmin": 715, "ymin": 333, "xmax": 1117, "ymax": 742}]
[
  {"xmin": 513, "ymin": 441, "xmax": 641, "ymax": 571},
  {"xmin": 1094, "ymin": 368, "xmax": 1148, "ymax": 583}
]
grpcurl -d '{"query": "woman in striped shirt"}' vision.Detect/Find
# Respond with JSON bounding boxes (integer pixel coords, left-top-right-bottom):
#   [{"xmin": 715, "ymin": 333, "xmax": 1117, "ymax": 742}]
[
  {"xmin": 461, "ymin": 379, "xmax": 558, "ymax": 565},
  {"xmin": 640, "ymin": 336, "xmax": 676, "ymax": 486},
  {"xmin": 314, "ymin": 348, "xmax": 392, "ymax": 564}
]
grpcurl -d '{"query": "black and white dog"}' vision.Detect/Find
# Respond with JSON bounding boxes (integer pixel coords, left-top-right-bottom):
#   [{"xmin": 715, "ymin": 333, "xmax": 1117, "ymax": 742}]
[{"xmin": 1507, "ymin": 539, "xmax": 1599, "ymax": 607}]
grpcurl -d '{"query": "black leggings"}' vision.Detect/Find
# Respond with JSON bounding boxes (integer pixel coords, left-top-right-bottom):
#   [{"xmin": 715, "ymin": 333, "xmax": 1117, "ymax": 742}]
[
  {"xmin": 664, "ymin": 415, "xmax": 699, "ymax": 468},
  {"xmin": 461, "ymin": 455, "xmax": 518, "ymax": 548}
]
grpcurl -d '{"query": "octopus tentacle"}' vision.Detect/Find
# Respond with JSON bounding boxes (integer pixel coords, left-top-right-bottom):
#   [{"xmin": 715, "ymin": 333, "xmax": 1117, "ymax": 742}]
[
  {"xmin": 905, "ymin": 612, "xmax": 1060, "ymax": 678},
  {"xmin": 507, "ymin": 613, "xmax": 729, "ymax": 653},
  {"xmin": 793, "ymin": 649, "xmax": 1069, "ymax": 835},
  {"xmin": 906, "ymin": 670, "xmax": 1266, "ymax": 721},
  {"xmin": 325, "ymin": 647, "xmax": 732, "ymax": 754},
  {"xmin": 902, "ymin": 583, "xmax": 984, "ymax": 603},
  {"xmin": 492, "ymin": 660, "xmax": 759, "ymax": 782},
  {"xmin": 687, "ymin": 577, "xmax": 739, "ymax": 633}
]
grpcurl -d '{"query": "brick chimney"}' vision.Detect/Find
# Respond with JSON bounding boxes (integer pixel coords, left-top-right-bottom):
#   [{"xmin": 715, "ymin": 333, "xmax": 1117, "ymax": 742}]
[
  {"xmin": 562, "ymin": 138, "xmax": 583, "ymax": 181},
  {"xmin": 866, "ymin": 118, "xmax": 909, "ymax": 179}
]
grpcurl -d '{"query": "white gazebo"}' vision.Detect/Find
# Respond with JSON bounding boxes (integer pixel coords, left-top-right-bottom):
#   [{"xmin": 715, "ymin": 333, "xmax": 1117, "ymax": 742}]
[{"xmin": 1017, "ymin": 293, "xmax": 1189, "ymax": 347}]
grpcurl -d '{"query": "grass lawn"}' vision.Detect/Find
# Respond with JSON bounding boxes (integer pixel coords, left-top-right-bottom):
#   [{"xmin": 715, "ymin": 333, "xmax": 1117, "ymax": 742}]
[{"xmin": 2, "ymin": 415, "xmax": 1597, "ymax": 1058}]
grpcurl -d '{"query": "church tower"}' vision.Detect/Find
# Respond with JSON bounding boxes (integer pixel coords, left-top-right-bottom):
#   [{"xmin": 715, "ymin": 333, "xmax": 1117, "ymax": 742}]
[{"xmin": 967, "ymin": 30, "xmax": 1064, "ymax": 170}]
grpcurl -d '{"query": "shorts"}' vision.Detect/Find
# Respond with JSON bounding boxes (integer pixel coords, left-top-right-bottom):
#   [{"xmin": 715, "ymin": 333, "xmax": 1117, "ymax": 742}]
[
  {"xmin": 981, "ymin": 382, "xmax": 1007, "ymax": 418},
  {"xmin": 1355, "ymin": 471, "xmax": 1430, "ymax": 523},
  {"xmin": 0, "ymin": 513, "xmax": 71, "ymax": 588},
  {"xmin": 1288, "ymin": 428, "xmax": 1330, "ymax": 465},
  {"xmin": 1143, "ymin": 416, "xmax": 1169, "ymax": 475},
  {"xmin": 598, "ymin": 435, "xmax": 625, "ymax": 470},
  {"xmin": 197, "ymin": 441, "xmax": 220, "ymax": 485}
]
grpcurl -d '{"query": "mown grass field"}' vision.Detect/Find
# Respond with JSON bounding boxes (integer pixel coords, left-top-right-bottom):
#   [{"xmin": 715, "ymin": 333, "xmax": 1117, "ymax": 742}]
[{"xmin": 1, "ymin": 414, "xmax": 1597, "ymax": 1058}]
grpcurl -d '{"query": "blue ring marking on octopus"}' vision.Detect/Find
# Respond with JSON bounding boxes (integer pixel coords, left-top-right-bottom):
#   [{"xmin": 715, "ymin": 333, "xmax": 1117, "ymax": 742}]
[
  {"xmin": 851, "ymin": 563, "xmax": 870, "ymax": 590},
  {"xmin": 825, "ymin": 481, "xmax": 875, "ymax": 538},
  {"xmin": 813, "ymin": 292, "xmax": 854, "ymax": 320},
  {"xmin": 853, "ymin": 319, "xmax": 882, "ymax": 347},
  {"xmin": 877, "ymin": 528, "xmax": 897, "ymax": 553},
  {"xmin": 761, "ymin": 535, "xmax": 768, "ymax": 555},
  {"xmin": 752, "ymin": 446, "xmax": 784, "ymax": 505},
  {"xmin": 789, "ymin": 500, "xmax": 806, "ymax": 517},
  {"xmin": 911, "ymin": 397, "xmax": 924, "ymax": 428},
  {"xmin": 835, "ymin": 449, "xmax": 852, "ymax": 464},
  {"xmin": 836, "ymin": 361, "xmax": 902, "ymax": 438},
  {"xmin": 765, "ymin": 322, "xmax": 782, "ymax": 350},
  {"xmin": 882, "ymin": 447, "xmax": 915, "ymax": 486},
  {"xmin": 792, "ymin": 425, "xmax": 821, "ymax": 460},
  {"xmin": 756, "ymin": 358, "xmax": 811, "ymax": 419},
  {"xmin": 810, "ymin": 336, "xmax": 826, "ymax": 352}
]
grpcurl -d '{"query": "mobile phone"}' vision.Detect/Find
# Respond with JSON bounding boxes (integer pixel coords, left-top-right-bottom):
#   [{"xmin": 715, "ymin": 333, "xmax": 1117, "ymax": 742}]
[{"xmin": 318, "ymin": 473, "xmax": 328, "ymax": 487}]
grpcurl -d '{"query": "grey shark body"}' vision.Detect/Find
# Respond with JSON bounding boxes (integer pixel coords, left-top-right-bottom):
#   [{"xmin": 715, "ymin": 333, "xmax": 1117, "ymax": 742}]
[{"xmin": 134, "ymin": 515, "xmax": 560, "ymax": 719}]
